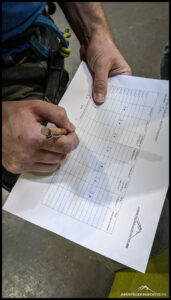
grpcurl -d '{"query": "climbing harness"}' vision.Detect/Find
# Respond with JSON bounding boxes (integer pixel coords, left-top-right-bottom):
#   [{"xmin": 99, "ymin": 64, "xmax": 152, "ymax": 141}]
[{"xmin": 2, "ymin": 8, "xmax": 72, "ymax": 191}]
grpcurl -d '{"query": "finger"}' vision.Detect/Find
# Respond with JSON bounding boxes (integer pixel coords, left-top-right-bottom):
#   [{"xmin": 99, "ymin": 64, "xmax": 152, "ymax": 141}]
[
  {"xmin": 34, "ymin": 101, "xmax": 75, "ymax": 133},
  {"xmin": 34, "ymin": 150, "xmax": 67, "ymax": 164},
  {"xmin": 28, "ymin": 162, "xmax": 60, "ymax": 173},
  {"xmin": 109, "ymin": 67, "xmax": 132, "ymax": 77},
  {"xmin": 40, "ymin": 132, "xmax": 79, "ymax": 154},
  {"xmin": 92, "ymin": 68, "xmax": 109, "ymax": 104},
  {"xmin": 13, "ymin": 161, "xmax": 60, "ymax": 174}
]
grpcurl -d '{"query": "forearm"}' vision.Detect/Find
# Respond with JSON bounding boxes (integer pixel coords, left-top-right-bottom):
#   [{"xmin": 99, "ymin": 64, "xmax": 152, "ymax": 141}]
[
  {"xmin": 57, "ymin": 2, "xmax": 111, "ymax": 45},
  {"xmin": 57, "ymin": 2, "xmax": 131, "ymax": 104}
]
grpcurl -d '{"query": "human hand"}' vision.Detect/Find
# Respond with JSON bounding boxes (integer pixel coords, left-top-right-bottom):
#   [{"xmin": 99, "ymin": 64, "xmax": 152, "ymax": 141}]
[
  {"xmin": 80, "ymin": 30, "xmax": 132, "ymax": 104},
  {"xmin": 2, "ymin": 100, "xmax": 79, "ymax": 174}
]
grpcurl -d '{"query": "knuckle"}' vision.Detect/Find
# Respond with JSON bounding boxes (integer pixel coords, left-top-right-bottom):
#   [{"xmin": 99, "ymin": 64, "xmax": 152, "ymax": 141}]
[
  {"xmin": 62, "ymin": 142, "xmax": 71, "ymax": 154},
  {"xmin": 19, "ymin": 152, "xmax": 31, "ymax": 162},
  {"xmin": 76, "ymin": 135, "xmax": 80, "ymax": 145},
  {"xmin": 95, "ymin": 79, "xmax": 106, "ymax": 89},
  {"xmin": 34, "ymin": 99, "xmax": 44, "ymax": 109},
  {"xmin": 12, "ymin": 152, "xmax": 22, "ymax": 163},
  {"xmin": 3, "ymin": 157, "xmax": 19, "ymax": 173},
  {"xmin": 28, "ymin": 135, "xmax": 36, "ymax": 147},
  {"xmin": 13, "ymin": 150, "xmax": 31, "ymax": 163},
  {"xmin": 58, "ymin": 106, "xmax": 67, "ymax": 118},
  {"xmin": 9, "ymin": 162, "xmax": 21, "ymax": 174},
  {"xmin": 49, "ymin": 164, "xmax": 59, "ymax": 172},
  {"xmin": 128, "ymin": 67, "xmax": 132, "ymax": 75},
  {"xmin": 57, "ymin": 154, "xmax": 67, "ymax": 161},
  {"xmin": 26, "ymin": 133, "xmax": 40, "ymax": 149},
  {"xmin": 73, "ymin": 135, "xmax": 79, "ymax": 149},
  {"xmin": 58, "ymin": 133, "xmax": 79, "ymax": 154}
]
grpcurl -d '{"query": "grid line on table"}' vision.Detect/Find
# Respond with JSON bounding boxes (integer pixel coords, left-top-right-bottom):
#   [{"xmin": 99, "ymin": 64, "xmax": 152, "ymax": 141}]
[
  {"xmin": 77, "ymin": 117, "xmax": 146, "ymax": 136},
  {"xmin": 42, "ymin": 199, "xmax": 115, "ymax": 233},
  {"xmin": 43, "ymin": 181, "xmax": 121, "ymax": 233},
  {"xmin": 104, "ymin": 87, "xmax": 138, "ymax": 188},
  {"xmin": 82, "ymin": 106, "xmax": 151, "ymax": 122},
  {"xmin": 92, "ymin": 95, "xmax": 131, "ymax": 188},
  {"xmin": 47, "ymin": 170, "xmax": 127, "ymax": 195},
  {"xmin": 103, "ymin": 93, "xmax": 155, "ymax": 233},
  {"xmin": 42, "ymin": 85, "xmax": 157, "ymax": 233},
  {"xmin": 108, "ymin": 86, "xmax": 150, "ymax": 105},
  {"xmin": 73, "ymin": 135, "xmax": 139, "ymax": 165},
  {"xmin": 78, "ymin": 127, "xmax": 112, "ymax": 224},
  {"xmin": 68, "ymin": 141, "xmax": 94, "ymax": 217},
  {"xmin": 56, "ymin": 148, "xmax": 87, "ymax": 215},
  {"xmin": 109, "ymin": 89, "xmax": 158, "ymax": 208},
  {"xmin": 72, "ymin": 117, "xmax": 111, "ymax": 220},
  {"xmin": 79, "ymin": 98, "xmax": 154, "ymax": 137},
  {"xmin": 112, "ymin": 92, "xmax": 143, "ymax": 185},
  {"xmin": 61, "ymin": 150, "xmax": 134, "ymax": 178}
]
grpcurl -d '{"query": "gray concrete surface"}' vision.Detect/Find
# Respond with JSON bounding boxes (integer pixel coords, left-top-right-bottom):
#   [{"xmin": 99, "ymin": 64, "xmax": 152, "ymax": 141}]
[{"xmin": 2, "ymin": 2, "xmax": 169, "ymax": 298}]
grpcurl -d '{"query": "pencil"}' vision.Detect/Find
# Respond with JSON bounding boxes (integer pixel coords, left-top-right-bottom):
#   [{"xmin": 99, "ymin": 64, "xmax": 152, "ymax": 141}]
[{"xmin": 41, "ymin": 126, "xmax": 68, "ymax": 139}]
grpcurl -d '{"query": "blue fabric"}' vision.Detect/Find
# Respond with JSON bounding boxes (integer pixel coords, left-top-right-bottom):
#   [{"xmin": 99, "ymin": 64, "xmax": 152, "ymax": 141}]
[
  {"xmin": 33, "ymin": 15, "xmax": 68, "ymax": 48},
  {"xmin": 2, "ymin": 44, "xmax": 31, "ymax": 60},
  {"xmin": 28, "ymin": 15, "xmax": 68, "ymax": 59},
  {"xmin": 29, "ymin": 35, "xmax": 49, "ymax": 59},
  {"xmin": 2, "ymin": 2, "xmax": 47, "ymax": 59}
]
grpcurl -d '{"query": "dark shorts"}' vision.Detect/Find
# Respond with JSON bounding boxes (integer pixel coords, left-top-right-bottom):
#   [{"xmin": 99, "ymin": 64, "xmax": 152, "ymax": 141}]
[{"xmin": 2, "ymin": 23, "xmax": 69, "ymax": 191}]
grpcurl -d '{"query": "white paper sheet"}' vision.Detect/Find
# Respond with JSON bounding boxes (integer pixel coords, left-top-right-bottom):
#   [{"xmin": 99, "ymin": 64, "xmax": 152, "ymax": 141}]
[{"xmin": 3, "ymin": 62, "xmax": 169, "ymax": 273}]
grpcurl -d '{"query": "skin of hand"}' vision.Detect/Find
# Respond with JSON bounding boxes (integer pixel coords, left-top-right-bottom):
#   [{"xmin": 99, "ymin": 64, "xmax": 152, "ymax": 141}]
[
  {"xmin": 80, "ymin": 31, "xmax": 132, "ymax": 104},
  {"xmin": 58, "ymin": 2, "xmax": 132, "ymax": 105},
  {"xmin": 2, "ymin": 100, "xmax": 79, "ymax": 174}
]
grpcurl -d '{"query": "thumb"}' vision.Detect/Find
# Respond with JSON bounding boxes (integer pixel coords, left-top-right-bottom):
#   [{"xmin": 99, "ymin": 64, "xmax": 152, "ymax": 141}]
[
  {"xmin": 92, "ymin": 68, "xmax": 108, "ymax": 104},
  {"xmin": 35, "ymin": 101, "xmax": 75, "ymax": 133}
]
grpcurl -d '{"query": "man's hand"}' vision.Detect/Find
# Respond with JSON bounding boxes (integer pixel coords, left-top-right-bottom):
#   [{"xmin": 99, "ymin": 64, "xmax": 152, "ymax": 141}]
[
  {"xmin": 58, "ymin": 2, "xmax": 132, "ymax": 105},
  {"xmin": 2, "ymin": 100, "xmax": 79, "ymax": 174},
  {"xmin": 80, "ymin": 32, "xmax": 132, "ymax": 104}
]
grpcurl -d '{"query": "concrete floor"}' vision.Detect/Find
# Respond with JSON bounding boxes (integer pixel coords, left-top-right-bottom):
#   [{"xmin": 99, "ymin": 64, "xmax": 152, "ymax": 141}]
[{"xmin": 2, "ymin": 2, "xmax": 169, "ymax": 298}]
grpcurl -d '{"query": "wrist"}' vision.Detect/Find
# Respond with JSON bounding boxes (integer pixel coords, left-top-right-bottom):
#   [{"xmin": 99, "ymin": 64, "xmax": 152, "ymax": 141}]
[
  {"xmin": 59, "ymin": 2, "xmax": 112, "ymax": 46},
  {"xmin": 83, "ymin": 26, "xmax": 112, "ymax": 46}
]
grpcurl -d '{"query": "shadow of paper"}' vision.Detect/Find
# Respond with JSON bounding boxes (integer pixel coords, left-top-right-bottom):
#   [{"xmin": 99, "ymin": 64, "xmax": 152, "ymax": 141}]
[{"xmin": 23, "ymin": 141, "xmax": 113, "ymax": 206}]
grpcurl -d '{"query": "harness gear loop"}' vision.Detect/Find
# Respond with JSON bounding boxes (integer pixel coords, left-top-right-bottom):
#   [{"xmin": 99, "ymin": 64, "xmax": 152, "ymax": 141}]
[{"xmin": 28, "ymin": 14, "xmax": 70, "ymax": 59}]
